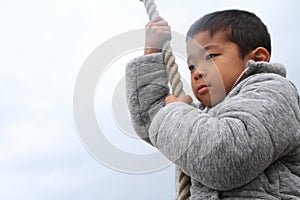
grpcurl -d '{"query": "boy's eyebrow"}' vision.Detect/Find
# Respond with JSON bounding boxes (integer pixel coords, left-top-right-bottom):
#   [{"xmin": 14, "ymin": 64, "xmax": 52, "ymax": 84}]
[
  {"xmin": 203, "ymin": 44, "xmax": 219, "ymax": 51},
  {"xmin": 187, "ymin": 45, "xmax": 219, "ymax": 62}
]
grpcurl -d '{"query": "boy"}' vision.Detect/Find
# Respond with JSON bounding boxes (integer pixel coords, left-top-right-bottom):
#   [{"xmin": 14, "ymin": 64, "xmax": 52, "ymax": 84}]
[{"xmin": 126, "ymin": 9, "xmax": 300, "ymax": 199}]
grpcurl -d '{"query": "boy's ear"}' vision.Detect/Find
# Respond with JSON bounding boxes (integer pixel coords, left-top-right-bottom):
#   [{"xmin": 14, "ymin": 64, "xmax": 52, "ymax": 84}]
[{"xmin": 251, "ymin": 47, "xmax": 270, "ymax": 62}]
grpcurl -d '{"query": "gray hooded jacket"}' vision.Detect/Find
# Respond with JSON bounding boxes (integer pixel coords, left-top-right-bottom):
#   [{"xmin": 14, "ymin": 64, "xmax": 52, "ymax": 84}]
[{"xmin": 126, "ymin": 53, "xmax": 300, "ymax": 199}]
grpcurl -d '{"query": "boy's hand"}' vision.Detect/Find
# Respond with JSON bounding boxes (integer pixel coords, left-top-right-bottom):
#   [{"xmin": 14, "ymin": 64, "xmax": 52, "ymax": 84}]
[
  {"xmin": 144, "ymin": 16, "xmax": 171, "ymax": 55},
  {"xmin": 165, "ymin": 94, "xmax": 193, "ymax": 105}
]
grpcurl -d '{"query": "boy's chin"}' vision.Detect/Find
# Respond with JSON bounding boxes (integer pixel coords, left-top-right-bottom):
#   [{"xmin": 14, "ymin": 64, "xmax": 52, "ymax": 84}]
[
  {"xmin": 197, "ymin": 98, "xmax": 212, "ymax": 108},
  {"xmin": 198, "ymin": 97, "xmax": 224, "ymax": 108}
]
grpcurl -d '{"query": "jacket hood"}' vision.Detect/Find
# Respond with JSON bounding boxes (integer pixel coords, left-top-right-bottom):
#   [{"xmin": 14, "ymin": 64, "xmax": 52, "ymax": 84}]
[{"xmin": 245, "ymin": 60, "xmax": 287, "ymax": 79}]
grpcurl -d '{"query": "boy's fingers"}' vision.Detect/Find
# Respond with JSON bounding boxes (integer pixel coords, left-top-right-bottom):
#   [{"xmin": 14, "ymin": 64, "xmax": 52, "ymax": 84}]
[
  {"xmin": 152, "ymin": 20, "xmax": 169, "ymax": 26},
  {"xmin": 178, "ymin": 95, "xmax": 193, "ymax": 104},
  {"xmin": 166, "ymin": 94, "xmax": 177, "ymax": 101},
  {"xmin": 165, "ymin": 95, "xmax": 193, "ymax": 105},
  {"xmin": 151, "ymin": 15, "xmax": 164, "ymax": 22},
  {"xmin": 146, "ymin": 16, "xmax": 169, "ymax": 27},
  {"xmin": 146, "ymin": 21, "xmax": 170, "ymax": 28},
  {"xmin": 165, "ymin": 94, "xmax": 177, "ymax": 105},
  {"xmin": 145, "ymin": 26, "xmax": 171, "ymax": 32}
]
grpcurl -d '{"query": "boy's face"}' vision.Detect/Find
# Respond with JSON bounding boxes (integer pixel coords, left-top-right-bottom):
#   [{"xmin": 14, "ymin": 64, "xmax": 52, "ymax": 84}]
[{"xmin": 186, "ymin": 31, "xmax": 251, "ymax": 107}]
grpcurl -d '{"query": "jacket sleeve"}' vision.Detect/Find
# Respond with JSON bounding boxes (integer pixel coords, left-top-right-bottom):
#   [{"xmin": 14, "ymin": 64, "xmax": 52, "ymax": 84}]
[
  {"xmin": 126, "ymin": 53, "xmax": 169, "ymax": 144},
  {"xmin": 149, "ymin": 73, "xmax": 300, "ymax": 191}
]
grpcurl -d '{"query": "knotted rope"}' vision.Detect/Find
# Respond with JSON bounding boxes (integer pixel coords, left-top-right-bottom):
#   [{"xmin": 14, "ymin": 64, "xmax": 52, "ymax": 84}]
[{"xmin": 139, "ymin": 0, "xmax": 191, "ymax": 199}]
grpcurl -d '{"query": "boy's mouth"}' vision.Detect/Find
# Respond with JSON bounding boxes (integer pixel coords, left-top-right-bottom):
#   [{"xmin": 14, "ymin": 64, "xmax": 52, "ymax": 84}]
[{"xmin": 197, "ymin": 84, "xmax": 209, "ymax": 95}]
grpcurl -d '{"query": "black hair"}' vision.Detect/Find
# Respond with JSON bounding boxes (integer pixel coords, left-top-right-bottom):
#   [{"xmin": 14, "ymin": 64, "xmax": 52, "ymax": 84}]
[{"xmin": 186, "ymin": 9, "xmax": 271, "ymax": 58}]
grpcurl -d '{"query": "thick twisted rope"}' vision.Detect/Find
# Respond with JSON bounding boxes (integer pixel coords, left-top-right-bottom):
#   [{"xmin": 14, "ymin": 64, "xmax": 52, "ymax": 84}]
[
  {"xmin": 139, "ymin": 0, "xmax": 190, "ymax": 199},
  {"xmin": 140, "ymin": 0, "xmax": 185, "ymax": 97}
]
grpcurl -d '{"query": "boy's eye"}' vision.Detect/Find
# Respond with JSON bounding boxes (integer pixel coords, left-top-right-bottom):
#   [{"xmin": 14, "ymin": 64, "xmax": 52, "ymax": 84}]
[
  {"xmin": 205, "ymin": 54, "xmax": 218, "ymax": 61},
  {"xmin": 188, "ymin": 65, "xmax": 195, "ymax": 72}
]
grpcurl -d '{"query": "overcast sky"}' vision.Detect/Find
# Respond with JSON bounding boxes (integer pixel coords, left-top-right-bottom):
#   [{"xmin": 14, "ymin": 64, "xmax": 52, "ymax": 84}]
[{"xmin": 1, "ymin": 0, "xmax": 300, "ymax": 199}]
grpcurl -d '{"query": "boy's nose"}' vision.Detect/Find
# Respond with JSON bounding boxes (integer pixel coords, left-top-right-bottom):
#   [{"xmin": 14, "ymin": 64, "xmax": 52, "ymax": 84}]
[{"xmin": 192, "ymin": 68, "xmax": 205, "ymax": 80}]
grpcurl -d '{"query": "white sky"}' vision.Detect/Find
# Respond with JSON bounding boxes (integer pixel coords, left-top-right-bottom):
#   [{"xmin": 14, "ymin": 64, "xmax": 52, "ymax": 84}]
[{"xmin": 1, "ymin": 0, "xmax": 299, "ymax": 199}]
